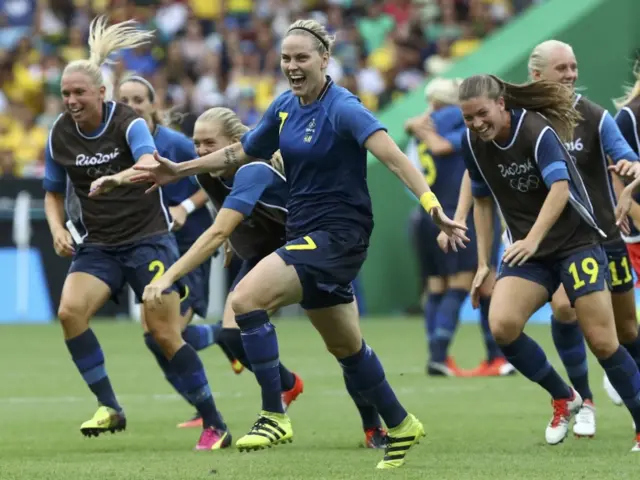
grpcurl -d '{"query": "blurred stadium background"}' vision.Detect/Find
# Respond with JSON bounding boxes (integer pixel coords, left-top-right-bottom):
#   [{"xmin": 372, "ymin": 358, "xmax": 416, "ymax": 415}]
[
  {"xmin": 1, "ymin": 0, "xmax": 557, "ymax": 324},
  {"xmin": 2, "ymin": 2, "xmax": 640, "ymax": 479}
]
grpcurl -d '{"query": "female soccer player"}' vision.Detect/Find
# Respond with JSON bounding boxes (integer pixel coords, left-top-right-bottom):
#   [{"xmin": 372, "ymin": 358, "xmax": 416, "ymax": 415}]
[
  {"xmin": 143, "ymin": 106, "xmax": 388, "ymax": 449},
  {"xmin": 43, "ymin": 17, "xmax": 228, "ymax": 451},
  {"xmin": 405, "ymin": 78, "xmax": 510, "ymax": 377},
  {"xmin": 615, "ymin": 66, "xmax": 640, "ymax": 279},
  {"xmin": 117, "ymin": 77, "xmax": 243, "ymax": 430},
  {"xmin": 522, "ymin": 40, "xmax": 640, "ymax": 437},
  {"xmin": 132, "ymin": 19, "xmax": 467, "ymax": 469},
  {"xmin": 460, "ymin": 73, "xmax": 640, "ymax": 451}
]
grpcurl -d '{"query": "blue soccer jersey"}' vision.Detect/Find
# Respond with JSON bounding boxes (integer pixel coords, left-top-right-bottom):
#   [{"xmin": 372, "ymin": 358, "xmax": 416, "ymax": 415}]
[
  {"xmin": 154, "ymin": 125, "xmax": 213, "ymax": 250},
  {"xmin": 197, "ymin": 162, "xmax": 288, "ymax": 261},
  {"xmin": 240, "ymin": 77, "xmax": 385, "ymax": 241},
  {"xmin": 615, "ymin": 101, "xmax": 640, "ymax": 242},
  {"xmin": 426, "ymin": 105, "xmax": 467, "ymax": 213}
]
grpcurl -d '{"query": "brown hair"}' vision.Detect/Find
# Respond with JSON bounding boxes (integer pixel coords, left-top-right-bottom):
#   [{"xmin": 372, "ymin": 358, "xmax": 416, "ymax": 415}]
[
  {"xmin": 459, "ymin": 74, "xmax": 580, "ymax": 142},
  {"xmin": 118, "ymin": 76, "xmax": 163, "ymax": 128}
]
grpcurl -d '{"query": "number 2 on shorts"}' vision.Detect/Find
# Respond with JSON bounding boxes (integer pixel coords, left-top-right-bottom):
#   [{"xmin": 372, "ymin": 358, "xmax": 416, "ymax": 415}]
[{"xmin": 149, "ymin": 260, "xmax": 165, "ymax": 281}]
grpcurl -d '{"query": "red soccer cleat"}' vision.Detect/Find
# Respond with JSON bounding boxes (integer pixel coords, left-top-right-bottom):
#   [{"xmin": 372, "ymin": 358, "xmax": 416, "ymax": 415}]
[
  {"xmin": 282, "ymin": 372, "xmax": 304, "ymax": 411},
  {"xmin": 364, "ymin": 426, "xmax": 388, "ymax": 449},
  {"xmin": 177, "ymin": 412, "xmax": 203, "ymax": 429},
  {"xmin": 464, "ymin": 357, "xmax": 516, "ymax": 377}
]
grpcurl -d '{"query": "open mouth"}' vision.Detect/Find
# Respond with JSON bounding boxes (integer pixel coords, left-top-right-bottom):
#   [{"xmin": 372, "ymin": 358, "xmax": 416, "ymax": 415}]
[
  {"xmin": 290, "ymin": 74, "xmax": 306, "ymax": 89},
  {"xmin": 476, "ymin": 125, "xmax": 492, "ymax": 138},
  {"xmin": 68, "ymin": 107, "xmax": 84, "ymax": 118}
]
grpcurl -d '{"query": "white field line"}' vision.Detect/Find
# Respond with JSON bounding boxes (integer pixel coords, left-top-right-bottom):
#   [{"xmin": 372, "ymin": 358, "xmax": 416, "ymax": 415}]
[{"xmin": 0, "ymin": 383, "xmax": 513, "ymax": 405}]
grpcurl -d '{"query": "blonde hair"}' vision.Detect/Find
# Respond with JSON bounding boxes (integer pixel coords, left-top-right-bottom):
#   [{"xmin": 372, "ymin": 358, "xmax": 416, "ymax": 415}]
[
  {"xmin": 459, "ymin": 74, "xmax": 580, "ymax": 143},
  {"xmin": 196, "ymin": 107, "xmax": 284, "ymax": 174},
  {"xmin": 285, "ymin": 19, "xmax": 336, "ymax": 56},
  {"xmin": 424, "ymin": 78, "xmax": 463, "ymax": 106},
  {"xmin": 63, "ymin": 16, "xmax": 155, "ymax": 89},
  {"xmin": 527, "ymin": 40, "xmax": 574, "ymax": 80},
  {"xmin": 614, "ymin": 62, "xmax": 640, "ymax": 109}
]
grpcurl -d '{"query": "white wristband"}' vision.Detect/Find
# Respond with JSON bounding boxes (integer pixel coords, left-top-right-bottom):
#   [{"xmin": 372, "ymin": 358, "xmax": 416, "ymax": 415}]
[{"xmin": 180, "ymin": 198, "xmax": 196, "ymax": 215}]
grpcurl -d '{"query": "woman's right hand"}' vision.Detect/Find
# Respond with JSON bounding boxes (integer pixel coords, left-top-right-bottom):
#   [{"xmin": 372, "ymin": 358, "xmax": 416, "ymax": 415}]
[
  {"xmin": 52, "ymin": 227, "xmax": 75, "ymax": 257},
  {"xmin": 436, "ymin": 221, "xmax": 466, "ymax": 252},
  {"xmin": 470, "ymin": 264, "xmax": 491, "ymax": 309},
  {"xmin": 131, "ymin": 151, "xmax": 182, "ymax": 193},
  {"xmin": 142, "ymin": 275, "xmax": 174, "ymax": 309}
]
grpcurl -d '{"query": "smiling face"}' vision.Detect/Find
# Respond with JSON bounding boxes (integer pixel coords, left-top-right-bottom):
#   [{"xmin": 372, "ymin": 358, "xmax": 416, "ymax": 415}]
[
  {"xmin": 192, "ymin": 119, "xmax": 234, "ymax": 157},
  {"xmin": 280, "ymin": 33, "xmax": 328, "ymax": 104},
  {"xmin": 193, "ymin": 119, "xmax": 237, "ymax": 177},
  {"xmin": 461, "ymin": 95, "xmax": 508, "ymax": 142},
  {"xmin": 118, "ymin": 80, "xmax": 154, "ymax": 121},
  {"xmin": 531, "ymin": 45, "xmax": 578, "ymax": 89},
  {"xmin": 60, "ymin": 70, "xmax": 105, "ymax": 130}
]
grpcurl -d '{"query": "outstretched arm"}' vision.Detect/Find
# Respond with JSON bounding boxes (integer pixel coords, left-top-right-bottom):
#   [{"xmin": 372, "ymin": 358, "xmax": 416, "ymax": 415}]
[
  {"xmin": 163, "ymin": 209, "xmax": 243, "ymax": 284},
  {"xmin": 365, "ymin": 130, "xmax": 469, "ymax": 249}
]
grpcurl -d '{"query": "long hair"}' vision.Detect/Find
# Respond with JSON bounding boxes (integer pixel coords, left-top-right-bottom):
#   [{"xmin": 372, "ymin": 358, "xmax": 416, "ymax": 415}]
[
  {"xmin": 614, "ymin": 62, "xmax": 640, "ymax": 109},
  {"xmin": 196, "ymin": 107, "xmax": 285, "ymax": 175},
  {"xmin": 459, "ymin": 74, "xmax": 580, "ymax": 142},
  {"xmin": 63, "ymin": 16, "xmax": 155, "ymax": 89}
]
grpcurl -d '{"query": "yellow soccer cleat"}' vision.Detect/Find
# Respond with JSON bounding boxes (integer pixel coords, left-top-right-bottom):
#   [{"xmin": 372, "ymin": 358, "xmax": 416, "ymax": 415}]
[
  {"xmin": 236, "ymin": 411, "xmax": 293, "ymax": 451},
  {"xmin": 80, "ymin": 406, "xmax": 127, "ymax": 438},
  {"xmin": 376, "ymin": 414, "xmax": 425, "ymax": 469}
]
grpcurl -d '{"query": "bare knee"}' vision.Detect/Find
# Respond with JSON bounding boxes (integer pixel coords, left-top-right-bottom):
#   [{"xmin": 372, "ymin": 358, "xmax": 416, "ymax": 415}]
[
  {"xmin": 231, "ymin": 285, "xmax": 276, "ymax": 314},
  {"xmin": 58, "ymin": 301, "xmax": 90, "ymax": 338},
  {"xmin": 552, "ymin": 300, "xmax": 577, "ymax": 323},
  {"xmin": 325, "ymin": 334, "xmax": 363, "ymax": 359},
  {"xmin": 489, "ymin": 313, "xmax": 524, "ymax": 345},
  {"xmin": 582, "ymin": 324, "xmax": 619, "ymax": 359},
  {"xmin": 146, "ymin": 319, "xmax": 182, "ymax": 357},
  {"xmin": 616, "ymin": 318, "xmax": 639, "ymax": 345},
  {"xmin": 143, "ymin": 300, "xmax": 183, "ymax": 357},
  {"xmin": 427, "ymin": 277, "xmax": 446, "ymax": 295},
  {"xmin": 229, "ymin": 288, "xmax": 253, "ymax": 315}
]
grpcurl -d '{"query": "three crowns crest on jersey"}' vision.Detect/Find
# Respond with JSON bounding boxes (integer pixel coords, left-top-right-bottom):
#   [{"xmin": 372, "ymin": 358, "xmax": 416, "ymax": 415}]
[{"xmin": 304, "ymin": 118, "xmax": 316, "ymax": 143}]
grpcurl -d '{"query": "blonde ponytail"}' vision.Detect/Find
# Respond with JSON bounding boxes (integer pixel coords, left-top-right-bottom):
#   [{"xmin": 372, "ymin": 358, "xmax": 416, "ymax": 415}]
[
  {"xmin": 63, "ymin": 16, "xmax": 155, "ymax": 88},
  {"xmin": 614, "ymin": 62, "xmax": 640, "ymax": 109}
]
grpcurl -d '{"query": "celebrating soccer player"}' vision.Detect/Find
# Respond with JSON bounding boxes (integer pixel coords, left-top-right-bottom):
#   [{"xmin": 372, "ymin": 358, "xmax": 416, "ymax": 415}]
[
  {"xmin": 117, "ymin": 77, "xmax": 244, "ymax": 430},
  {"xmin": 460, "ymin": 73, "xmax": 640, "ymax": 451},
  {"xmin": 142, "ymin": 106, "xmax": 388, "ymax": 449},
  {"xmin": 614, "ymin": 66, "xmax": 640, "ymax": 283},
  {"xmin": 405, "ymin": 78, "xmax": 511, "ymax": 377},
  {"xmin": 132, "ymin": 18, "xmax": 468, "ymax": 469},
  {"xmin": 525, "ymin": 40, "xmax": 640, "ymax": 437},
  {"xmin": 43, "ymin": 16, "xmax": 228, "ymax": 450}
]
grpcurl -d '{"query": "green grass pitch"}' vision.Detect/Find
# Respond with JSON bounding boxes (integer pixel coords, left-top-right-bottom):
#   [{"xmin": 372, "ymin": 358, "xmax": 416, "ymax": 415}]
[{"xmin": 0, "ymin": 318, "xmax": 637, "ymax": 480}]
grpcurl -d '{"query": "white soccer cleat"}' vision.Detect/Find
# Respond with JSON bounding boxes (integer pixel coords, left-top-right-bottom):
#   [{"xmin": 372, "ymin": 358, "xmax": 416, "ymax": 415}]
[
  {"xmin": 572, "ymin": 399, "xmax": 595, "ymax": 438},
  {"xmin": 603, "ymin": 373, "xmax": 623, "ymax": 406},
  {"xmin": 545, "ymin": 388, "xmax": 582, "ymax": 445},
  {"xmin": 631, "ymin": 434, "xmax": 640, "ymax": 452}
]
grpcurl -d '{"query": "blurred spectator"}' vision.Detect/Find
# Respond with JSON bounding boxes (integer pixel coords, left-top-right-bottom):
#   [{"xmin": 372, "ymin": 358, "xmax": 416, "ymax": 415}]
[{"xmin": 1, "ymin": 0, "xmax": 540, "ymax": 178}]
